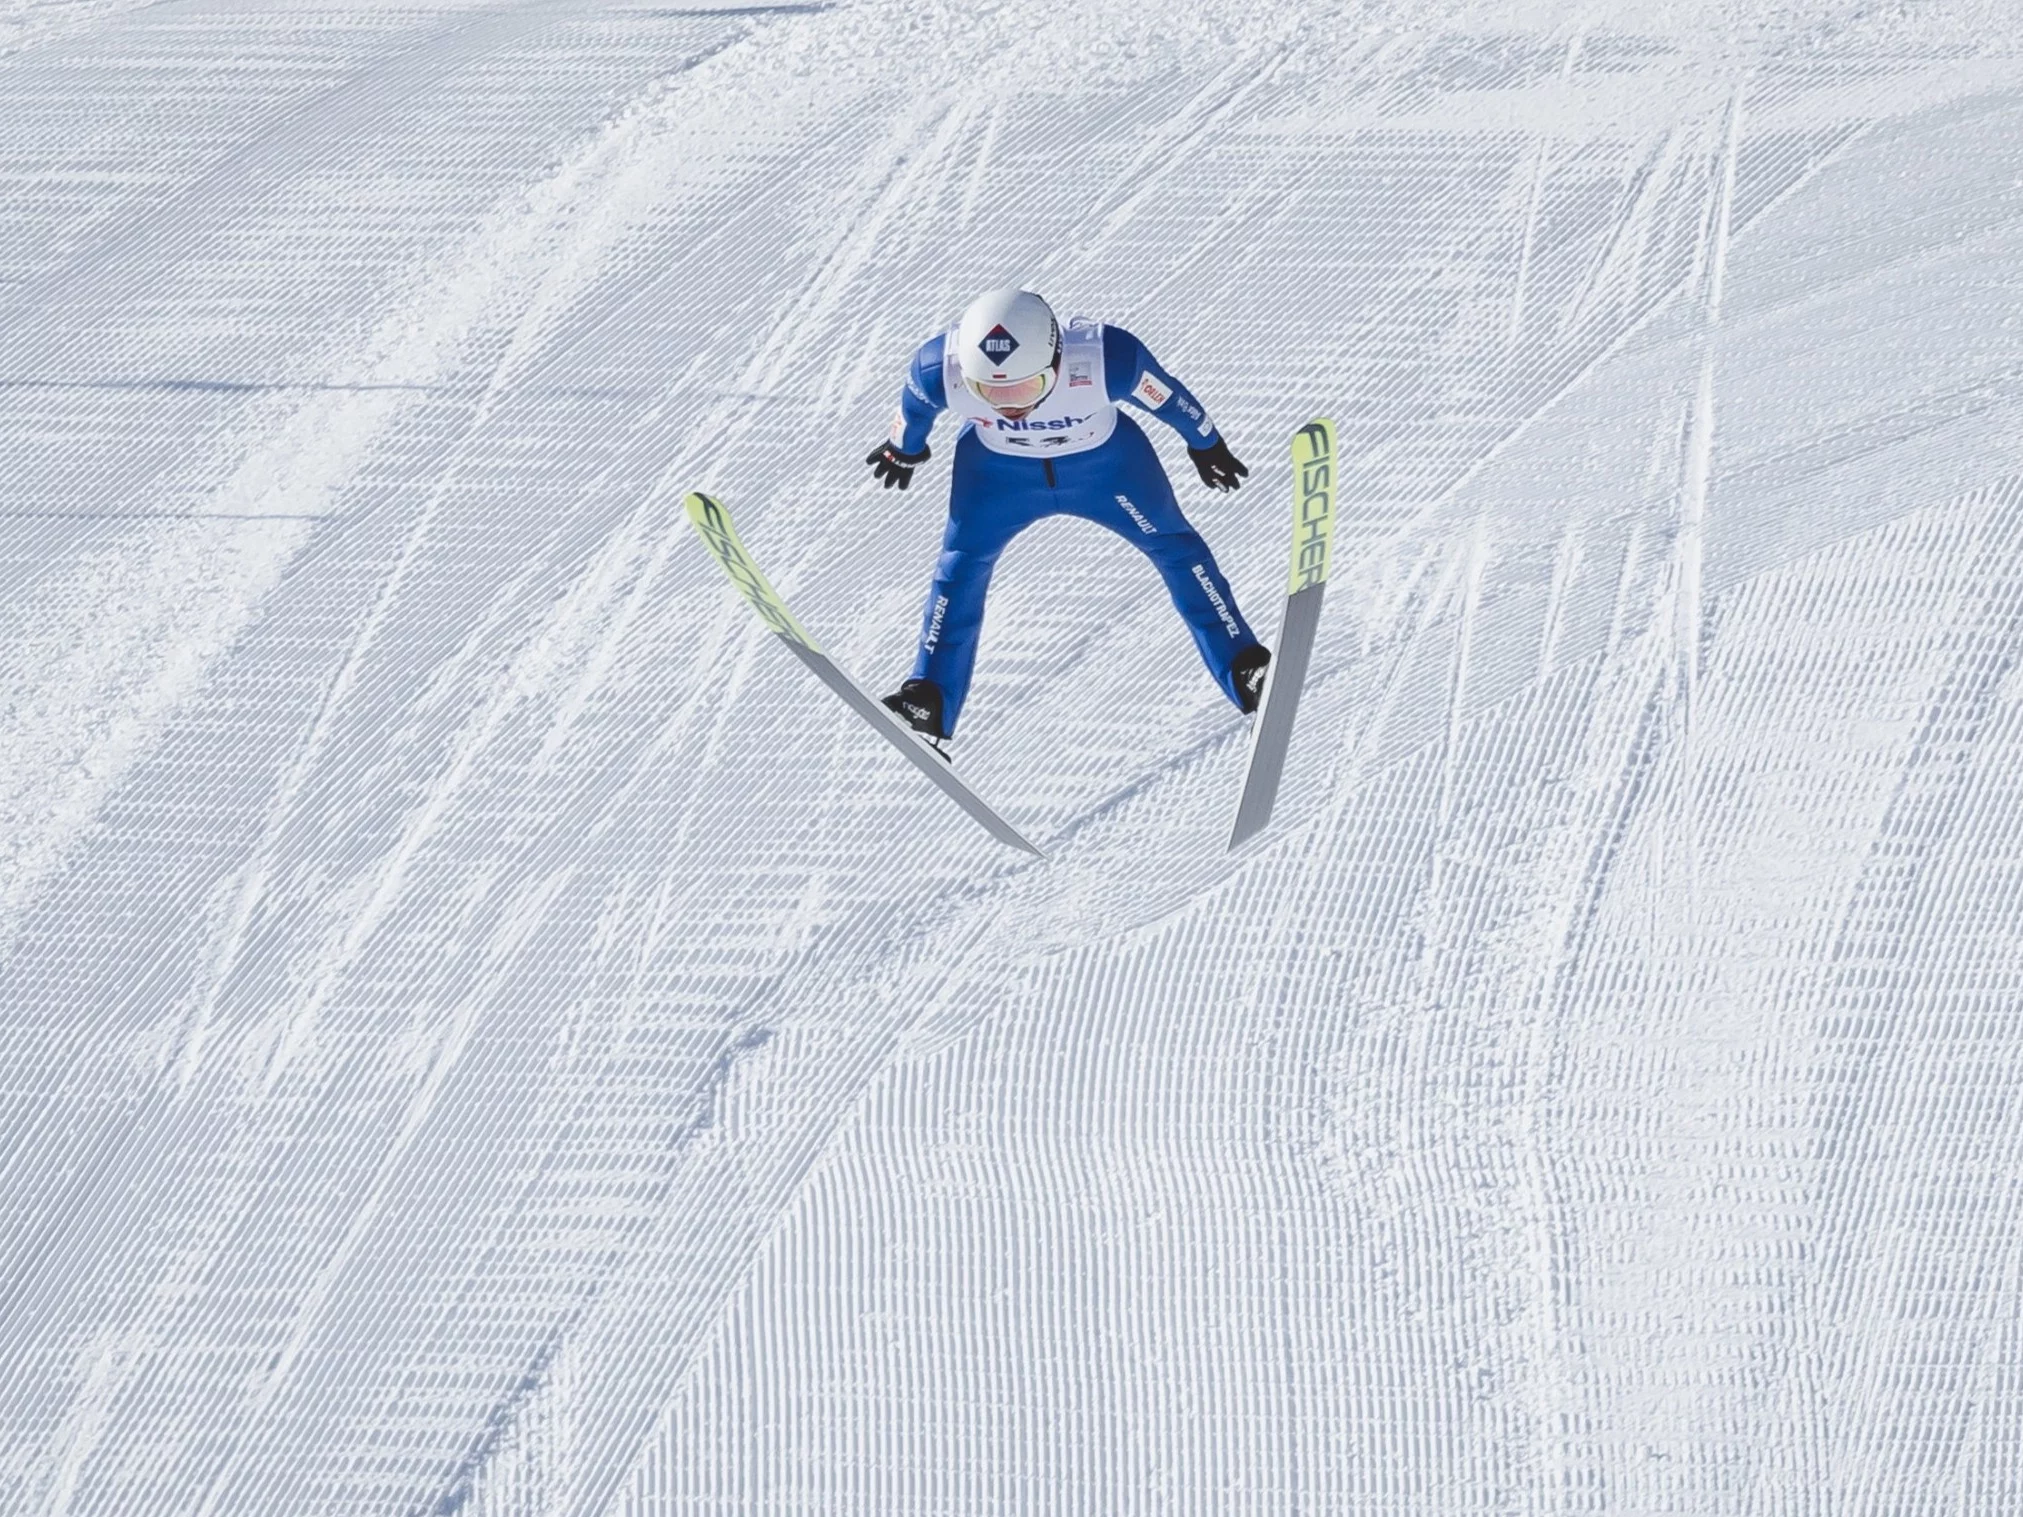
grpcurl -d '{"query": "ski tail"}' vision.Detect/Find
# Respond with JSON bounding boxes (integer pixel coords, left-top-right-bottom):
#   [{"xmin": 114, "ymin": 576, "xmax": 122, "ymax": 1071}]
[
  {"xmin": 1229, "ymin": 419, "xmax": 1336, "ymax": 850},
  {"xmin": 685, "ymin": 493, "xmax": 1043, "ymax": 857}
]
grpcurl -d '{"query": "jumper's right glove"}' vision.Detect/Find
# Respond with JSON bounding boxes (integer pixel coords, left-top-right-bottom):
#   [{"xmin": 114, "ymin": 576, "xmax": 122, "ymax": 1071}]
[
  {"xmin": 1188, "ymin": 437, "xmax": 1248, "ymax": 492},
  {"xmin": 867, "ymin": 441, "xmax": 931, "ymax": 490}
]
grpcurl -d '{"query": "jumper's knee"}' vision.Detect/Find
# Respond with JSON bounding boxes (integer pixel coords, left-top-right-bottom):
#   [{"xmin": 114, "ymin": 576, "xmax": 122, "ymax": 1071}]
[
  {"xmin": 1140, "ymin": 531, "xmax": 1217, "ymax": 590},
  {"xmin": 1142, "ymin": 528, "xmax": 1209, "ymax": 565}
]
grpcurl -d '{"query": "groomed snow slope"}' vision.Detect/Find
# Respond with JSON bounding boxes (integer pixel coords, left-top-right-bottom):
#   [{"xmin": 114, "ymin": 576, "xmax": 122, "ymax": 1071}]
[{"xmin": 3, "ymin": 2, "xmax": 2022, "ymax": 1512}]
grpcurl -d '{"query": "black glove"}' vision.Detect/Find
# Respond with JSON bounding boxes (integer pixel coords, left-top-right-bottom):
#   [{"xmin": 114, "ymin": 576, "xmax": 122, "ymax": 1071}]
[
  {"xmin": 867, "ymin": 441, "xmax": 931, "ymax": 490},
  {"xmin": 1188, "ymin": 437, "xmax": 1248, "ymax": 492}
]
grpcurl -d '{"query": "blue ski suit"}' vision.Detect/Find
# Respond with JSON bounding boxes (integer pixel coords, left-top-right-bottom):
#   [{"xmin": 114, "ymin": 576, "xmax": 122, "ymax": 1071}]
[{"xmin": 889, "ymin": 318, "xmax": 1260, "ymax": 736}]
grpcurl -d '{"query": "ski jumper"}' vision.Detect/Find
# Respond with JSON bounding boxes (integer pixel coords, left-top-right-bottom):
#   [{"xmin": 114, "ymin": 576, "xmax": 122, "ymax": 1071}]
[{"xmin": 889, "ymin": 318, "xmax": 1261, "ymax": 736}]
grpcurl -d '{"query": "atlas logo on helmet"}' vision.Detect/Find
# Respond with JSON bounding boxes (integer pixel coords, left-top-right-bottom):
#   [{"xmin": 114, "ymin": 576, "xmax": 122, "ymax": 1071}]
[
  {"xmin": 957, "ymin": 289, "xmax": 1061, "ymax": 404},
  {"xmin": 979, "ymin": 324, "xmax": 1020, "ymax": 372}
]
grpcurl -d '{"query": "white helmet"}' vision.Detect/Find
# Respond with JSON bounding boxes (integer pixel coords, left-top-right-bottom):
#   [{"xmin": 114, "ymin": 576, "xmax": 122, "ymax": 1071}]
[{"xmin": 956, "ymin": 288, "xmax": 1060, "ymax": 411}]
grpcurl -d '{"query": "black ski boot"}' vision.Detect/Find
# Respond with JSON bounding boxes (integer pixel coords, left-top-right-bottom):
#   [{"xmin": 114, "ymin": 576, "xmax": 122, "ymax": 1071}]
[
  {"xmin": 881, "ymin": 677, "xmax": 951, "ymax": 761},
  {"xmin": 1232, "ymin": 643, "xmax": 1271, "ymax": 715}
]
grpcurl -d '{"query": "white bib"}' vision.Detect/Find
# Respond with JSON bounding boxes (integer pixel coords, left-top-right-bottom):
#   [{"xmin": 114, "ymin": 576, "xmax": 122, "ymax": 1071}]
[{"xmin": 943, "ymin": 318, "xmax": 1118, "ymax": 458}]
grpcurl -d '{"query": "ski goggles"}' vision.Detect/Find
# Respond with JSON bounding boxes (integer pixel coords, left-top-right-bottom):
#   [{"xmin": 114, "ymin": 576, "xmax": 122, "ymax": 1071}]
[{"xmin": 966, "ymin": 366, "xmax": 1055, "ymax": 412}]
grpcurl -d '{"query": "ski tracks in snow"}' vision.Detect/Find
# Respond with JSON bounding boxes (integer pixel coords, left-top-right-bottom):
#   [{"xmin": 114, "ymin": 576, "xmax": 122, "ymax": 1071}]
[{"xmin": 10, "ymin": 8, "xmax": 2023, "ymax": 1515}]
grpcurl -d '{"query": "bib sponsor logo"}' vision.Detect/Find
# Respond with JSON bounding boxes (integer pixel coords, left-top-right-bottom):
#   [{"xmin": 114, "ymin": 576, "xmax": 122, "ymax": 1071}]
[
  {"xmin": 1068, "ymin": 361, "xmax": 1093, "ymax": 388},
  {"xmin": 975, "ymin": 413, "xmax": 1093, "ymax": 432},
  {"xmin": 1132, "ymin": 371, "xmax": 1172, "ymax": 410}
]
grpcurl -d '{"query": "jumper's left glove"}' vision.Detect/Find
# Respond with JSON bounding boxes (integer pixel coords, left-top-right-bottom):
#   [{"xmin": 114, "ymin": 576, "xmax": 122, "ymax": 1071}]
[
  {"xmin": 867, "ymin": 441, "xmax": 931, "ymax": 490},
  {"xmin": 1188, "ymin": 437, "xmax": 1248, "ymax": 492}
]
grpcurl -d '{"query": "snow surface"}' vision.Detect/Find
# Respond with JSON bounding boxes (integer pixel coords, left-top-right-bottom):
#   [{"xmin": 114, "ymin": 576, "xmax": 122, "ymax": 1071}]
[{"xmin": 3, "ymin": 1, "xmax": 2022, "ymax": 1512}]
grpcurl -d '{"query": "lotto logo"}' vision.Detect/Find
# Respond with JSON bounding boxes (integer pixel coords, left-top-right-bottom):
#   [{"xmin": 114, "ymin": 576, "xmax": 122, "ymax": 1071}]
[{"xmin": 1132, "ymin": 371, "xmax": 1172, "ymax": 410}]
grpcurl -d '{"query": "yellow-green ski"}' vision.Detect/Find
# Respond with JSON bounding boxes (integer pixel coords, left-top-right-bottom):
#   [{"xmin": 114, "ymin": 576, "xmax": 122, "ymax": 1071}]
[
  {"xmin": 1230, "ymin": 419, "xmax": 1336, "ymax": 849},
  {"xmin": 686, "ymin": 493, "xmax": 1041, "ymax": 857}
]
